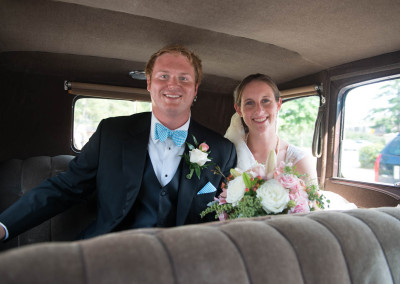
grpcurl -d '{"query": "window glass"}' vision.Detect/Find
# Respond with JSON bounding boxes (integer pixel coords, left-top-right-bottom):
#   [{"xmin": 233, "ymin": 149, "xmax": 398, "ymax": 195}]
[
  {"xmin": 340, "ymin": 78, "xmax": 400, "ymax": 185},
  {"xmin": 278, "ymin": 96, "xmax": 320, "ymax": 163},
  {"xmin": 73, "ymin": 97, "xmax": 151, "ymax": 151}
]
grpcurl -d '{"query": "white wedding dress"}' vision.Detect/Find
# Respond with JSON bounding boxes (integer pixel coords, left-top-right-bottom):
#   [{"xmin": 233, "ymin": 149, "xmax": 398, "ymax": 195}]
[{"xmin": 225, "ymin": 113, "xmax": 357, "ymax": 210}]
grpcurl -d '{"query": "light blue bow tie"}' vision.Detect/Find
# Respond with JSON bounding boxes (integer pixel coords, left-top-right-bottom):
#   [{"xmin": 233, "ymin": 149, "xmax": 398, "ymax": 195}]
[{"xmin": 154, "ymin": 123, "xmax": 188, "ymax": 147}]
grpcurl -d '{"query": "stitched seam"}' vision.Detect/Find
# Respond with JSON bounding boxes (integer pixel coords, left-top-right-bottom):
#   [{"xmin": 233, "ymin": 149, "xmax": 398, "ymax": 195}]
[
  {"xmin": 219, "ymin": 227, "xmax": 252, "ymax": 284},
  {"xmin": 260, "ymin": 220, "xmax": 306, "ymax": 284},
  {"xmin": 305, "ymin": 213, "xmax": 353, "ymax": 284},
  {"xmin": 77, "ymin": 244, "xmax": 89, "ymax": 284},
  {"xmin": 153, "ymin": 232, "xmax": 177, "ymax": 284},
  {"xmin": 347, "ymin": 212, "xmax": 395, "ymax": 283}
]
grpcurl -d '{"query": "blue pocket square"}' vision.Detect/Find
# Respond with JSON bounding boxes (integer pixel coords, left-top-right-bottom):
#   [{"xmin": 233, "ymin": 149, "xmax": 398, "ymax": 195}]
[{"xmin": 197, "ymin": 182, "xmax": 217, "ymax": 195}]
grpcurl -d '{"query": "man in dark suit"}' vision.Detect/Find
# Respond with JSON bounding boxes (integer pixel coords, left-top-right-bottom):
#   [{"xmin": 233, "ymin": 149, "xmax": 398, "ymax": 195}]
[{"xmin": 0, "ymin": 45, "xmax": 236, "ymax": 240}]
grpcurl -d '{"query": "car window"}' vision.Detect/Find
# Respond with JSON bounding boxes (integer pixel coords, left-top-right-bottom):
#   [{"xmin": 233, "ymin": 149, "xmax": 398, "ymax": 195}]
[
  {"xmin": 340, "ymin": 77, "xmax": 400, "ymax": 185},
  {"xmin": 73, "ymin": 97, "xmax": 152, "ymax": 151},
  {"xmin": 278, "ymin": 95, "xmax": 320, "ymax": 164}
]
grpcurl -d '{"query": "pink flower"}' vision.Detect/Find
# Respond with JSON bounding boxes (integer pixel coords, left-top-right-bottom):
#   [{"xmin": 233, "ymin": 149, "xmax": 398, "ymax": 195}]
[
  {"xmin": 216, "ymin": 188, "xmax": 227, "ymax": 205},
  {"xmin": 199, "ymin": 143, "xmax": 209, "ymax": 152},
  {"xmin": 218, "ymin": 212, "xmax": 229, "ymax": 221},
  {"xmin": 275, "ymin": 161, "xmax": 289, "ymax": 177},
  {"xmin": 277, "ymin": 174, "xmax": 305, "ymax": 192},
  {"xmin": 289, "ymin": 196, "xmax": 310, "ymax": 214},
  {"xmin": 299, "ymin": 178, "xmax": 306, "ymax": 189},
  {"xmin": 218, "ymin": 196, "xmax": 227, "ymax": 205},
  {"xmin": 248, "ymin": 164, "xmax": 266, "ymax": 179},
  {"xmin": 289, "ymin": 188, "xmax": 308, "ymax": 201},
  {"xmin": 219, "ymin": 187, "xmax": 227, "ymax": 198}
]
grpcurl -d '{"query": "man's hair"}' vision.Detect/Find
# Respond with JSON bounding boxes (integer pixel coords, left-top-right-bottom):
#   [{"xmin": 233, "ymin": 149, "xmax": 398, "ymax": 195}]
[
  {"xmin": 234, "ymin": 73, "xmax": 280, "ymax": 107},
  {"xmin": 145, "ymin": 44, "xmax": 203, "ymax": 86}
]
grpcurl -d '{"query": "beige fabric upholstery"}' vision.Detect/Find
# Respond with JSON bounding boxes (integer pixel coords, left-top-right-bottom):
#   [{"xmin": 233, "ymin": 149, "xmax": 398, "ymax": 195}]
[{"xmin": 0, "ymin": 207, "xmax": 399, "ymax": 284}]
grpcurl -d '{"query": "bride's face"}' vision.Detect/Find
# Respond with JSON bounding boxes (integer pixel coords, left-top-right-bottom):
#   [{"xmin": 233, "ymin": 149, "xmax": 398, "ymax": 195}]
[{"xmin": 235, "ymin": 80, "xmax": 281, "ymax": 135}]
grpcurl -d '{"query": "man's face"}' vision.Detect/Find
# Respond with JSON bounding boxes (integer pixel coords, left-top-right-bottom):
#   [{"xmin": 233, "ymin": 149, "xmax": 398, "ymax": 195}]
[{"xmin": 147, "ymin": 52, "xmax": 198, "ymax": 125}]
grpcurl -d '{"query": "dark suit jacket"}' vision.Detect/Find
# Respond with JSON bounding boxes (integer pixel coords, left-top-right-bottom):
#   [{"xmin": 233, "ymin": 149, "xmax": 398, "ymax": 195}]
[{"xmin": 0, "ymin": 112, "xmax": 237, "ymax": 239}]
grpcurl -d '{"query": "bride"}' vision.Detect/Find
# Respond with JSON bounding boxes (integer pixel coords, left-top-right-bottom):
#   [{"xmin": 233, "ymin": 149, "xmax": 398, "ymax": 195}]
[{"xmin": 225, "ymin": 73, "xmax": 356, "ymax": 210}]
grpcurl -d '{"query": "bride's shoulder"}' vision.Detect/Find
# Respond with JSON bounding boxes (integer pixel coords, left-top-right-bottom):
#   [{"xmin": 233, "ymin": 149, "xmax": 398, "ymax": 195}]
[
  {"xmin": 285, "ymin": 143, "xmax": 307, "ymax": 164},
  {"xmin": 279, "ymin": 139, "xmax": 290, "ymax": 150}
]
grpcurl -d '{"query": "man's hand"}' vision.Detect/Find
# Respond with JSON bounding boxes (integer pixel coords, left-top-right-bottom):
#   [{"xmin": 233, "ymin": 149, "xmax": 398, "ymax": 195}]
[{"xmin": 0, "ymin": 225, "xmax": 6, "ymax": 240}]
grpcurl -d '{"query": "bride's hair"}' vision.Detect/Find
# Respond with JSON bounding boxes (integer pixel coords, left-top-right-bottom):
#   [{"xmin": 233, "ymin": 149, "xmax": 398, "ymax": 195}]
[{"xmin": 233, "ymin": 73, "xmax": 280, "ymax": 107}]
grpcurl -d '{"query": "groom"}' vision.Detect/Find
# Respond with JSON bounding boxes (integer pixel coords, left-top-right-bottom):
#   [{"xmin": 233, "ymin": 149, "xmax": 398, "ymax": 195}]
[{"xmin": 0, "ymin": 45, "xmax": 236, "ymax": 241}]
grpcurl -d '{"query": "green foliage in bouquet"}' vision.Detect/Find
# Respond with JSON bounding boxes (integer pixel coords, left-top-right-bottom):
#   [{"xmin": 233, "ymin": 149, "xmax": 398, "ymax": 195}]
[
  {"xmin": 306, "ymin": 183, "xmax": 329, "ymax": 210},
  {"xmin": 200, "ymin": 170, "xmax": 267, "ymax": 220},
  {"xmin": 200, "ymin": 195, "xmax": 265, "ymax": 220}
]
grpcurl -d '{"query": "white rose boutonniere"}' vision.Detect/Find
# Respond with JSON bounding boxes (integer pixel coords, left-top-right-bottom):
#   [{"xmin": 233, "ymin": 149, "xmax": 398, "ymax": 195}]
[
  {"xmin": 183, "ymin": 135, "xmax": 213, "ymax": 179},
  {"xmin": 189, "ymin": 148, "xmax": 210, "ymax": 167}
]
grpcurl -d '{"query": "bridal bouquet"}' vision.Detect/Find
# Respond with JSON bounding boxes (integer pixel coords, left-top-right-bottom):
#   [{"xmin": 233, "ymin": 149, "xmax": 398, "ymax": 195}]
[{"xmin": 201, "ymin": 150, "xmax": 327, "ymax": 220}]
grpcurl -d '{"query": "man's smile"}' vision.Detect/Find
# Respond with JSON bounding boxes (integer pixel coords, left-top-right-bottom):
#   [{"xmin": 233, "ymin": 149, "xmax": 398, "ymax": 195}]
[{"xmin": 164, "ymin": 93, "xmax": 182, "ymax": 99}]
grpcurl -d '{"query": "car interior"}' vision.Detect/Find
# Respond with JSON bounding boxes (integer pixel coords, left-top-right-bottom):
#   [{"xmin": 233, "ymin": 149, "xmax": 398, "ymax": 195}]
[{"xmin": 0, "ymin": 1, "xmax": 399, "ymax": 283}]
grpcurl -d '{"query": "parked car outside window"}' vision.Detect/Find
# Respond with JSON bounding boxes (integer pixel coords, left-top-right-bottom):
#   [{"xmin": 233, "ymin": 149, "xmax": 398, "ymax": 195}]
[
  {"xmin": 375, "ymin": 133, "xmax": 400, "ymax": 184},
  {"xmin": 340, "ymin": 77, "xmax": 400, "ymax": 185}
]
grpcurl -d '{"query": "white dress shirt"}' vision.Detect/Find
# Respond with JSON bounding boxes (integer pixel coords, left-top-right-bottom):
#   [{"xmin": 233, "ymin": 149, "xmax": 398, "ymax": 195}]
[{"xmin": 149, "ymin": 113, "xmax": 190, "ymax": 187}]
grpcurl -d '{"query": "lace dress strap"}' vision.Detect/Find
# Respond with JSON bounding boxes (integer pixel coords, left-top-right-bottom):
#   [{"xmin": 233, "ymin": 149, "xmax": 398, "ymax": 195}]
[{"xmin": 285, "ymin": 144, "xmax": 306, "ymax": 165}]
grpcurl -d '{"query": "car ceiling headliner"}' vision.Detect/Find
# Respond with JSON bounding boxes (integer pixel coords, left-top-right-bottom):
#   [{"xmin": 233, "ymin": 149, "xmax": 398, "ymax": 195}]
[{"xmin": 1, "ymin": 0, "xmax": 400, "ymax": 90}]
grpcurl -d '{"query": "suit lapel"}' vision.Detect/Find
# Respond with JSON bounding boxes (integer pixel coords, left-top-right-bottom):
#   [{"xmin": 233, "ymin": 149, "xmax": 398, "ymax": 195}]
[
  {"xmin": 122, "ymin": 113, "xmax": 151, "ymax": 198},
  {"xmin": 176, "ymin": 121, "xmax": 202, "ymax": 225}
]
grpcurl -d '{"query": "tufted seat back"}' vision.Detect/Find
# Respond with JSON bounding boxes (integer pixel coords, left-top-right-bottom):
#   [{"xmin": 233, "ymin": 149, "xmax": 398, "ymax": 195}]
[
  {"xmin": 0, "ymin": 207, "xmax": 399, "ymax": 283},
  {"xmin": 0, "ymin": 155, "xmax": 96, "ymax": 252}
]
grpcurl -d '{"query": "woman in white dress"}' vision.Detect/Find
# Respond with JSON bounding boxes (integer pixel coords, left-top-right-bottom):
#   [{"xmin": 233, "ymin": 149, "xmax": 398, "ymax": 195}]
[{"xmin": 225, "ymin": 73, "xmax": 356, "ymax": 210}]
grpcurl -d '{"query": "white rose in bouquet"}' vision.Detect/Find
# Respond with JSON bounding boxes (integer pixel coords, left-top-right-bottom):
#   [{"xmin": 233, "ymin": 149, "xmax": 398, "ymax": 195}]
[
  {"xmin": 226, "ymin": 175, "xmax": 246, "ymax": 206},
  {"xmin": 189, "ymin": 148, "xmax": 211, "ymax": 166},
  {"xmin": 257, "ymin": 179, "xmax": 290, "ymax": 214}
]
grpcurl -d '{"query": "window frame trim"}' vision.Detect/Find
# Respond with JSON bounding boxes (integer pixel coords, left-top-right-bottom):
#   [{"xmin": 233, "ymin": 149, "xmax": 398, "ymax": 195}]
[
  {"xmin": 71, "ymin": 95, "xmax": 151, "ymax": 153},
  {"xmin": 334, "ymin": 73, "xmax": 400, "ymax": 188}
]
